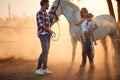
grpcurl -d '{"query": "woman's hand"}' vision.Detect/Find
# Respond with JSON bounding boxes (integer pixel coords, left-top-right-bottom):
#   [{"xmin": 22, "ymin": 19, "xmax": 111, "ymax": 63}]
[{"xmin": 72, "ymin": 10, "xmax": 76, "ymax": 16}]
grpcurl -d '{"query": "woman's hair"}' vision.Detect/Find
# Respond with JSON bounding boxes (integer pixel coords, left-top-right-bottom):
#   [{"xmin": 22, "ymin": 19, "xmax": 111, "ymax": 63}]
[
  {"xmin": 40, "ymin": 0, "xmax": 49, "ymax": 6},
  {"xmin": 80, "ymin": 7, "xmax": 88, "ymax": 13},
  {"xmin": 80, "ymin": 7, "xmax": 88, "ymax": 17}
]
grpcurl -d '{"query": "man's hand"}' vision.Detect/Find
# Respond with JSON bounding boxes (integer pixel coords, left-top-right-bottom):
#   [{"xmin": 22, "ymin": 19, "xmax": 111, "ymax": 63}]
[
  {"xmin": 54, "ymin": 17, "xmax": 59, "ymax": 22},
  {"xmin": 49, "ymin": 29, "xmax": 54, "ymax": 34},
  {"xmin": 41, "ymin": 27, "xmax": 53, "ymax": 34},
  {"xmin": 52, "ymin": 17, "xmax": 59, "ymax": 25}
]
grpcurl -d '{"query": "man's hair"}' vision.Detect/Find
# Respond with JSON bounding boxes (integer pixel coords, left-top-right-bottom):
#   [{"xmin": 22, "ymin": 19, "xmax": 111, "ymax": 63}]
[
  {"xmin": 86, "ymin": 13, "xmax": 94, "ymax": 18},
  {"xmin": 40, "ymin": 0, "xmax": 49, "ymax": 6}
]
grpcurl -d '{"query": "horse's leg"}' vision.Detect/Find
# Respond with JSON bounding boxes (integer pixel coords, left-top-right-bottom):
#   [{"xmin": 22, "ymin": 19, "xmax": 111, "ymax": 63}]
[
  {"xmin": 71, "ymin": 38, "xmax": 77, "ymax": 65},
  {"xmin": 109, "ymin": 33, "xmax": 119, "ymax": 54},
  {"xmin": 100, "ymin": 37, "xmax": 108, "ymax": 62},
  {"xmin": 101, "ymin": 37, "xmax": 112, "ymax": 78},
  {"xmin": 110, "ymin": 32, "xmax": 120, "ymax": 76},
  {"xmin": 109, "ymin": 33, "xmax": 120, "ymax": 61}
]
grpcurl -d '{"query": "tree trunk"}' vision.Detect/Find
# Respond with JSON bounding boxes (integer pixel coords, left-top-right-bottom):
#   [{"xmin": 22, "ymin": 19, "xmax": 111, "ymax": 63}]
[
  {"xmin": 116, "ymin": 0, "xmax": 120, "ymax": 22},
  {"xmin": 106, "ymin": 0, "xmax": 116, "ymax": 20}
]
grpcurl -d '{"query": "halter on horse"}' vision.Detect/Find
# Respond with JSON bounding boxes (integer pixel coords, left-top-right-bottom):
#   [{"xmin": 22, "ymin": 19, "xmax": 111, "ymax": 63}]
[{"xmin": 49, "ymin": 0, "xmax": 61, "ymax": 18}]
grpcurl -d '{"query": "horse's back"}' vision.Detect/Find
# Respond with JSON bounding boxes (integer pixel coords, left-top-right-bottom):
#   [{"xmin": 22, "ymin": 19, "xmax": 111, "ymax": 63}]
[{"xmin": 93, "ymin": 14, "xmax": 117, "ymax": 40}]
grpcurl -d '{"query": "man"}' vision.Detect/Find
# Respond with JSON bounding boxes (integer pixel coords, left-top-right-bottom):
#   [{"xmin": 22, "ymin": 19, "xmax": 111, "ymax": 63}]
[{"xmin": 35, "ymin": 0, "xmax": 58, "ymax": 75}]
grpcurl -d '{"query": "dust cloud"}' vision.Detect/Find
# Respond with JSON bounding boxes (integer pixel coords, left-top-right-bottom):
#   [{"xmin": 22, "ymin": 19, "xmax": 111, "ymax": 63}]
[
  {"xmin": 0, "ymin": 16, "xmax": 120, "ymax": 80},
  {"xmin": 0, "ymin": 17, "xmax": 39, "ymax": 60},
  {"xmin": 0, "ymin": 16, "xmax": 72, "ymax": 61},
  {"xmin": 0, "ymin": 16, "xmax": 117, "ymax": 62}
]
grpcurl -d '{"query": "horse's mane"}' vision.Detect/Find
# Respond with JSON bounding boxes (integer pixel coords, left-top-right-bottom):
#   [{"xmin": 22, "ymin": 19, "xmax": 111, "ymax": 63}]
[
  {"xmin": 67, "ymin": 1, "xmax": 80, "ymax": 11},
  {"xmin": 65, "ymin": 1, "xmax": 81, "ymax": 22}
]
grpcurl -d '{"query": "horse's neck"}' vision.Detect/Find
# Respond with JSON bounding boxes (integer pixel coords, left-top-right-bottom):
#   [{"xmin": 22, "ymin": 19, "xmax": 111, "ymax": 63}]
[
  {"xmin": 63, "ymin": 8, "xmax": 73, "ymax": 23},
  {"xmin": 62, "ymin": 3, "xmax": 81, "ymax": 25}
]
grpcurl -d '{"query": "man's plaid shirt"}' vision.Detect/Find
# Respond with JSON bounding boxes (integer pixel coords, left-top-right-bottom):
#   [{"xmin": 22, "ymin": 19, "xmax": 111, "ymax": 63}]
[{"xmin": 36, "ymin": 9, "xmax": 51, "ymax": 35}]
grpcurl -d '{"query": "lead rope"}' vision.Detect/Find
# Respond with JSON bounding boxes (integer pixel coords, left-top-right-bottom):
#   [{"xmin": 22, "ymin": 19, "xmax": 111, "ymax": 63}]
[{"xmin": 51, "ymin": 22, "xmax": 60, "ymax": 41}]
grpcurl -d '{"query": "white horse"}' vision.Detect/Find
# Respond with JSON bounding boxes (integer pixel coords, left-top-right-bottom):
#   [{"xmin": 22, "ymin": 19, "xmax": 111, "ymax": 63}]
[{"xmin": 49, "ymin": 0, "xmax": 119, "ymax": 64}]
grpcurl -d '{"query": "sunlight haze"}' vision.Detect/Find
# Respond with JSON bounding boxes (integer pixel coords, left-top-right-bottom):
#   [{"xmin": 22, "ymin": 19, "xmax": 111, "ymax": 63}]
[
  {"xmin": 0, "ymin": 0, "xmax": 118, "ymax": 60},
  {"xmin": 0, "ymin": 0, "xmax": 118, "ymax": 19}
]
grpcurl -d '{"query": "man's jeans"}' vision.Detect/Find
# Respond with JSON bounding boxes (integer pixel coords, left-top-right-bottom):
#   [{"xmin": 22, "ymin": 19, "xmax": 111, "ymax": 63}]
[{"xmin": 37, "ymin": 34, "xmax": 51, "ymax": 69}]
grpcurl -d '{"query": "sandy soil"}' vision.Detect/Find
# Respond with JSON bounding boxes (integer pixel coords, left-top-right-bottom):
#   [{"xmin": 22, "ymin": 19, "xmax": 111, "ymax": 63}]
[{"xmin": 0, "ymin": 56, "xmax": 120, "ymax": 80}]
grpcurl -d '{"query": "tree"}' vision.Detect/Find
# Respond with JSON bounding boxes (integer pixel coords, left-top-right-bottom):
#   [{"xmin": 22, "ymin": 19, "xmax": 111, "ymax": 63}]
[
  {"xmin": 116, "ymin": 0, "xmax": 120, "ymax": 22},
  {"xmin": 106, "ymin": 0, "xmax": 116, "ymax": 19}
]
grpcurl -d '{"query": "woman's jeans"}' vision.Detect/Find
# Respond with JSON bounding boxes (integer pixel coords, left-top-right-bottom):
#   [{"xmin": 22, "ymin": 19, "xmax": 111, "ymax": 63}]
[{"xmin": 81, "ymin": 35, "xmax": 94, "ymax": 67}]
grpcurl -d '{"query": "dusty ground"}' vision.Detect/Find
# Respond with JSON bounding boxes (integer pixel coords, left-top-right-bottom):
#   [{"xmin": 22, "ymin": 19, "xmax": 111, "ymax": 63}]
[
  {"xmin": 0, "ymin": 38, "xmax": 120, "ymax": 80},
  {"xmin": 0, "ymin": 28, "xmax": 120, "ymax": 80},
  {"xmin": 0, "ymin": 56, "xmax": 120, "ymax": 80}
]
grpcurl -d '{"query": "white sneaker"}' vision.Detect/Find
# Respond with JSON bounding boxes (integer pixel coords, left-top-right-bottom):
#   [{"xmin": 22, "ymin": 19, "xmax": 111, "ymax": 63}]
[
  {"xmin": 35, "ymin": 69, "xmax": 44, "ymax": 75},
  {"xmin": 43, "ymin": 68, "xmax": 53, "ymax": 74}
]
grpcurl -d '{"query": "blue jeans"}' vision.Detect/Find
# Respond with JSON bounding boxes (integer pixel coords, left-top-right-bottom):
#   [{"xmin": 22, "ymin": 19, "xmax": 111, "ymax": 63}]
[
  {"xmin": 81, "ymin": 35, "xmax": 94, "ymax": 67},
  {"xmin": 37, "ymin": 34, "xmax": 51, "ymax": 69}
]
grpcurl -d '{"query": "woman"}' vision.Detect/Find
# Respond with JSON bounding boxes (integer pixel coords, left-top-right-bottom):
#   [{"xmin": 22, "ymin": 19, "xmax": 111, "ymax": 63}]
[
  {"xmin": 72, "ymin": 7, "xmax": 88, "ymax": 42},
  {"xmin": 72, "ymin": 8, "xmax": 98, "ymax": 70}
]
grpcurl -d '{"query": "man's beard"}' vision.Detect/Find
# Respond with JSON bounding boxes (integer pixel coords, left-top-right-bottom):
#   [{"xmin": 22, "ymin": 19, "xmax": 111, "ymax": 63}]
[{"xmin": 46, "ymin": 7, "xmax": 49, "ymax": 10}]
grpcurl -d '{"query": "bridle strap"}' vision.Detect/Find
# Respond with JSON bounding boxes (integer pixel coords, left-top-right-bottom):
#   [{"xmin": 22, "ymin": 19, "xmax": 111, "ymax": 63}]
[
  {"xmin": 49, "ymin": 12, "xmax": 58, "ymax": 18},
  {"xmin": 49, "ymin": 0, "xmax": 61, "ymax": 18}
]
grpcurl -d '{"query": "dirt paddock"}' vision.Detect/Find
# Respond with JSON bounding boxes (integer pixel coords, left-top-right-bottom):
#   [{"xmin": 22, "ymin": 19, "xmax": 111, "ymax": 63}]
[
  {"xmin": 0, "ymin": 25, "xmax": 120, "ymax": 80},
  {"xmin": 0, "ymin": 56, "xmax": 120, "ymax": 80}
]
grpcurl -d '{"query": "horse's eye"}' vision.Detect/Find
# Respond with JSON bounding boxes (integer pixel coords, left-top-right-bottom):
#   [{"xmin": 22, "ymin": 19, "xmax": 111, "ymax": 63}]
[{"xmin": 52, "ymin": 6, "xmax": 56, "ymax": 9}]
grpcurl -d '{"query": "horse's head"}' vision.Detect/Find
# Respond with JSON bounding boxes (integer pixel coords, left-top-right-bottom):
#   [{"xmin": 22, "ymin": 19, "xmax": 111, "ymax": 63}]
[
  {"xmin": 49, "ymin": 0, "xmax": 65, "ymax": 19},
  {"xmin": 49, "ymin": 0, "xmax": 81, "ymax": 23}
]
